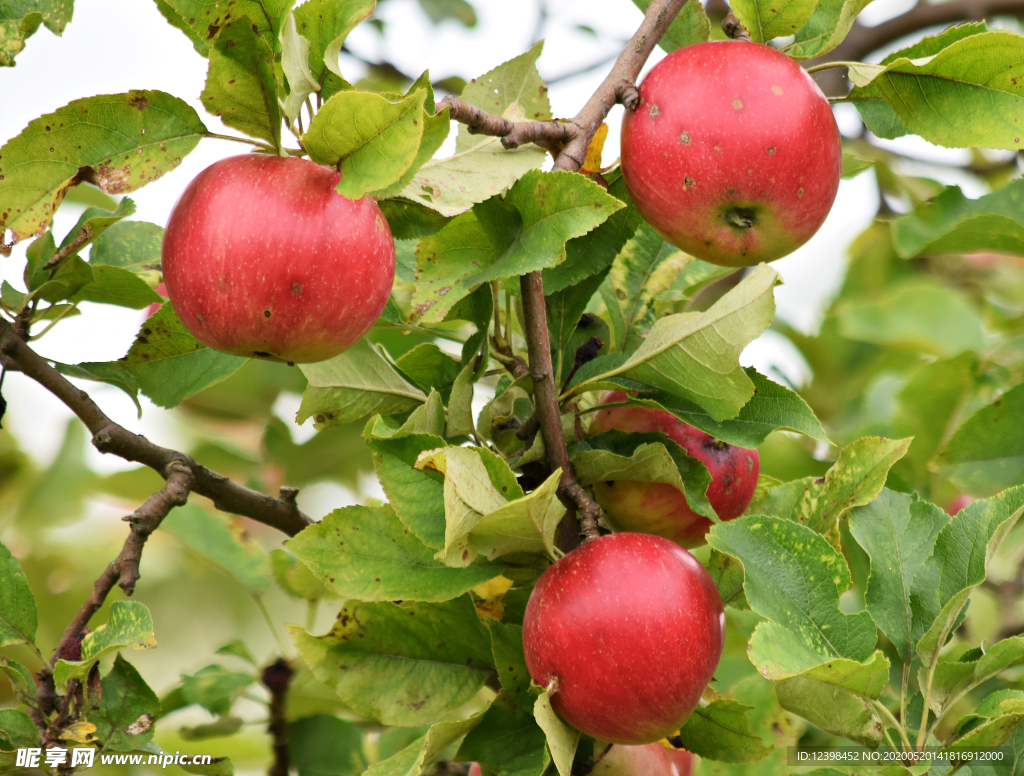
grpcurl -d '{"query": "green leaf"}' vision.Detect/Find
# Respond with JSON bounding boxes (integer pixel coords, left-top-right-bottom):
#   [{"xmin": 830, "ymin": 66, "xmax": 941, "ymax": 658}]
[
  {"xmin": 568, "ymin": 265, "xmax": 780, "ymax": 423},
  {"xmin": 471, "ymin": 171, "xmax": 623, "ymax": 287},
  {"xmin": 297, "ymin": 339, "xmax": 427, "ymax": 429},
  {"xmin": 418, "ymin": 0, "xmax": 476, "ymax": 26},
  {"xmin": 848, "ymin": 30, "xmax": 1024, "ymax": 151},
  {"xmin": 289, "ymin": 596, "xmax": 495, "ymax": 726},
  {"xmin": 447, "ymin": 362, "xmax": 475, "ymax": 438},
  {"xmin": 215, "ymin": 639, "xmax": 259, "ymax": 666},
  {"xmin": 534, "ymin": 689, "xmax": 579, "ymax": 776},
  {"xmin": 416, "ymin": 446, "xmax": 546, "ymax": 567},
  {"xmin": 271, "ymin": 549, "xmax": 333, "ymax": 602},
  {"xmin": 542, "ymin": 177, "xmax": 641, "ymax": 295},
  {"xmin": 293, "ymin": 0, "xmax": 375, "ymax": 87},
  {"xmin": 57, "ymin": 196, "xmax": 136, "ymax": 253},
  {"xmin": 632, "ymin": 0, "xmax": 710, "ymax": 51},
  {"xmin": 55, "ymin": 601, "xmax": 158, "ymax": 686},
  {"xmin": 180, "ymin": 716, "xmax": 245, "ymax": 741},
  {"xmin": 892, "ymin": 180, "xmax": 1024, "ymax": 260},
  {"xmin": 456, "ymin": 700, "xmax": 550, "ymax": 776},
  {"xmin": 289, "ymin": 714, "xmax": 366, "ymax": 776},
  {"xmin": 0, "ymin": 709, "xmax": 40, "ymax": 749},
  {"xmin": 409, "ymin": 172, "xmax": 622, "ymax": 323},
  {"xmin": 157, "ymin": 0, "xmax": 292, "ymax": 51},
  {"xmin": 201, "ymin": 19, "xmax": 281, "ymax": 149},
  {"xmin": 93, "ymin": 655, "xmax": 160, "ymax": 752},
  {"xmin": 280, "ymin": 12, "xmax": 319, "ymax": 123},
  {"xmin": 926, "ymin": 638, "xmax": 1024, "ymax": 717},
  {"xmin": 370, "ymin": 435, "xmax": 447, "ymax": 550},
  {"xmin": 675, "ymin": 698, "xmax": 772, "ymax": 764},
  {"xmin": 180, "ymin": 664, "xmax": 255, "ymax": 716},
  {"xmin": 33, "ymin": 255, "xmax": 93, "ymax": 303},
  {"xmin": 0, "ymin": 0, "xmax": 72, "ymax": 67},
  {"xmin": 784, "ymin": 0, "xmax": 878, "ymax": 60},
  {"xmin": 932, "ymin": 384, "xmax": 1024, "ymax": 497},
  {"xmin": 835, "ymin": 279, "xmax": 984, "ymax": 358},
  {"xmin": 363, "ymin": 710, "xmax": 487, "ymax": 776},
  {"xmin": 89, "ymin": 220, "xmax": 164, "ymax": 279},
  {"xmin": 708, "ymin": 517, "xmax": 878, "ymax": 679},
  {"xmin": 394, "ymin": 342, "xmax": 463, "ymax": 400},
  {"xmin": 287, "ymin": 503, "xmax": 504, "ymax": 602},
  {"xmin": 77, "ymin": 303, "xmax": 247, "ymax": 409},
  {"xmin": 55, "ymin": 360, "xmax": 141, "ymax": 412},
  {"xmin": 0, "ymin": 539, "xmax": 37, "ymax": 648},
  {"xmin": 600, "ymin": 222, "xmax": 689, "ymax": 352},
  {"xmin": 913, "ymin": 487, "xmax": 1024, "ymax": 668},
  {"xmin": 163, "ymin": 503, "xmax": 271, "ymax": 596},
  {"xmin": 841, "ymin": 151, "xmax": 875, "ymax": 179},
  {"xmin": 949, "ymin": 708, "xmax": 1024, "ymax": 751},
  {"xmin": 730, "ymin": 0, "xmax": 818, "ymax": 43},
  {"xmin": 848, "ymin": 489, "xmax": 949, "ymax": 662},
  {"xmin": 73, "ymin": 265, "xmax": 162, "ymax": 308},
  {"xmin": 365, "ymin": 389, "xmax": 447, "ymax": 438},
  {"xmin": 773, "ymin": 652, "xmax": 890, "ymax": 745},
  {"xmin": 487, "ymin": 622, "xmax": 532, "ymax": 710},
  {"xmin": 400, "ymin": 43, "xmax": 550, "ymax": 216},
  {"xmin": 0, "ymin": 657, "xmax": 37, "ymax": 707},
  {"xmin": 0, "ymin": 91, "xmax": 207, "ymax": 241},
  {"xmin": 636, "ymin": 367, "xmax": 829, "ymax": 449},
  {"xmin": 570, "ymin": 430, "xmax": 715, "ymax": 520},
  {"xmin": 303, "ymin": 89, "xmax": 426, "ymax": 199}
]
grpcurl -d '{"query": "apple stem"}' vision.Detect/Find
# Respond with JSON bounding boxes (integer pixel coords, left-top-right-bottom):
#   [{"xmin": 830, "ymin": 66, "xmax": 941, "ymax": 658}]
[{"xmin": 721, "ymin": 9, "xmax": 751, "ymax": 41}]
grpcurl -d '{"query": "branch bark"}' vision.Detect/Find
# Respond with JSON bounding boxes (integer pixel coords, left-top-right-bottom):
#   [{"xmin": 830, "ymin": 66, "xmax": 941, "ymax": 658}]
[
  {"xmin": 443, "ymin": 0, "xmax": 688, "ymax": 542},
  {"xmin": 50, "ymin": 460, "xmax": 194, "ymax": 665},
  {"xmin": 0, "ymin": 318, "xmax": 312, "ymax": 536},
  {"xmin": 262, "ymin": 658, "xmax": 294, "ymax": 776}
]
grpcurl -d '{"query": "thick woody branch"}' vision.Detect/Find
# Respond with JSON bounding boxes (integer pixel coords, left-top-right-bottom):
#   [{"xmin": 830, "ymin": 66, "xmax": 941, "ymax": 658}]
[
  {"xmin": 0, "ymin": 319, "xmax": 312, "ymax": 536},
  {"xmin": 51, "ymin": 460, "xmax": 194, "ymax": 665}
]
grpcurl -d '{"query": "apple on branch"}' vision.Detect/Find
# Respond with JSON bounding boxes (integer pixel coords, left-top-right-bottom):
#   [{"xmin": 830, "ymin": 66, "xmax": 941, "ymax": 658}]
[
  {"xmin": 468, "ymin": 743, "xmax": 692, "ymax": 776},
  {"xmin": 589, "ymin": 391, "xmax": 759, "ymax": 548},
  {"xmin": 621, "ymin": 41, "xmax": 841, "ymax": 267},
  {"xmin": 523, "ymin": 532, "xmax": 724, "ymax": 745},
  {"xmin": 162, "ymin": 154, "xmax": 396, "ymax": 364}
]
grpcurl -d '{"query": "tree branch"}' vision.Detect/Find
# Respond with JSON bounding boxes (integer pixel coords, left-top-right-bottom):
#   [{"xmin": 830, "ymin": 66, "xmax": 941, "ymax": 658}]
[
  {"xmin": 0, "ymin": 318, "xmax": 312, "ymax": 536},
  {"xmin": 41, "ymin": 226, "xmax": 95, "ymax": 271},
  {"xmin": 262, "ymin": 658, "xmax": 294, "ymax": 776},
  {"xmin": 50, "ymin": 460, "xmax": 194, "ymax": 665}
]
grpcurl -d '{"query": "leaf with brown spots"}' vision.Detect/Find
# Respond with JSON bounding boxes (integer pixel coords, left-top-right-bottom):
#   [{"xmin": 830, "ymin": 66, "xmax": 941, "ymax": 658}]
[
  {"xmin": 288, "ymin": 595, "xmax": 495, "ymax": 726},
  {"xmin": 201, "ymin": 19, "xmax": 282, "ymax": 149},
  {"xmin": 0, "ymin": 0, "xmax": 73, "ymax": 67},
  {"xmin": 0, "ymin": 90, "xmax": 207, "ymax": 242},
  {"xmin": 156, "ymin": 0, "xmax": 292, "ymax": 52}
]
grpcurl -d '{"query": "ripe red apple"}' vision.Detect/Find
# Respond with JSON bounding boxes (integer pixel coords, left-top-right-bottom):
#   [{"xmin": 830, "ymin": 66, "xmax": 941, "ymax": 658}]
[
  {"xmin": 143, "ymin": 281, "xmax": 168, "ymax": 319},
  {"xmin": 620, "ymin": 41, "xmax": 841, "ymax": 267},
  {"xmin": 589, "ymin": 391, "xmax": 759, "ymax": 548},
  {"xmin": 522, "ymin": 533, "xmax": 725, "ymax": 745},
  {"xmin": 946, "ymin": 494, "xmax": 974, "ymax": 515},
  {"xmin": 162, "ymin": 154, "xmax": 395, "ymax": 364},
  {"xmin": 593, "ymin": 743, "xmax": 694, "ymax": 775}
]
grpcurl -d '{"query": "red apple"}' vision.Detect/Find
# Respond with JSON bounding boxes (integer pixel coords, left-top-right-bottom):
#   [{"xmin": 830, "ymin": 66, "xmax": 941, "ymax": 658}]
[
  {"xmin": 162, "ymin": 154, "xmax": 395, "ymax": 363},
  {"xmin": 143, "ymin": 281, "xmax": 168, "ymax": 319},
  {"xmin": 589, "ymin": 391, "xmax": 759, "ymax": 548},
  {"xmin": 522, "ymin": 532, "xmax": 725, "ymax": 745},
  {"xmin": 468, "ymin": 765, "xmax": 481, "ymax": 776},
  {"xmin": 593, "ymin": 743, "xmax": 694, "ymax": 776},
  {"xmin": 946, "ymin": 494, "xmax": 974, "ymax": 515},
  {"xmin": 620, "ymin": 41, "xmax": 841, "ymax": 267}
]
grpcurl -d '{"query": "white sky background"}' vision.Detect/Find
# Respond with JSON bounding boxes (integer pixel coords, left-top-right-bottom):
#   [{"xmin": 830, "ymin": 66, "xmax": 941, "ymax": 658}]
[{"xmin": 0, "ymin": 0, "xmax": 982, "ymax": 510}]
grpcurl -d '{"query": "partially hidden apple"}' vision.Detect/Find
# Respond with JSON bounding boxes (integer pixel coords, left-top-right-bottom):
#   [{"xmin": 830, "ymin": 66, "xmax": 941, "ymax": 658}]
[
  {"xmin": 946, "ymin": 494, "xmax": 974, "ymax": 515},
  {"xmin": 620, "ymin": 41, "xmax": 841, "ymax": 267},
  {"xmin": 593, "ymin": 743, "xmax": 694, "ymax": 776},
  {"xmin": 468, "ymin": 744, "xmax": 692, "ymax": 776},
  {"xmin": 162, "ymin": 154, "xmax": 395, "ymax": 364},
  {"xmin": 589, "ymin": 391, "xmax": 759, "ymax": 548},
  {"xmin": 523, "ymin": 532, "xmax": 725, "ymax": 744}
]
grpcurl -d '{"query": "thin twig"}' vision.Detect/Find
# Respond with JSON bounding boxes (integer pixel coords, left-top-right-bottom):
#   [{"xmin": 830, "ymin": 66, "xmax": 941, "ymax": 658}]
[
  {"xmin": 51, "ymin": 460, "xmax": 194, "ymax": 665},
  {"xmin": 0, "ymin": 318, "xmax": 312, "ymax": 536},
  {"xmin": 41, "ymin": 227, "xmax": 94, "ymax": 271},
  {"xmin": 262, "ymin": 659, "xmax": 294, "ymax": 776}
]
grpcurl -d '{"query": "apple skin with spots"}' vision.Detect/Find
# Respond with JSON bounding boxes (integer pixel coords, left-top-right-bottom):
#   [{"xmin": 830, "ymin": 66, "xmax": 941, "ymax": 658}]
[
  {"xmin": 620, "ymin": 41, "xmax": 842, "ymax": 267},
  {"xmin": 162, "ymin": 154, "xmax": 395, "ymax": 364},
  {"xmin": 589, "ymin": 391, "xmax": 759, "ymax": 548},
  {"xmin": 522, "ymin": 532, "xmax": 725, "ymax": 745}
]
